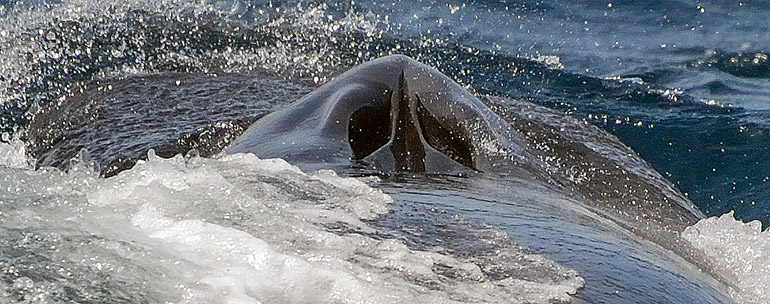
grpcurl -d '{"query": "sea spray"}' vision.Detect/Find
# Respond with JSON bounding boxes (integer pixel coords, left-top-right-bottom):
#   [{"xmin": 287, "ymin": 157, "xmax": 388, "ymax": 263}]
[
  {"xmin": 0, "ymin": 145, "xmax": 583, "ymax": 303},
  {"xmin": 683, "ymin": 212, "xmax": 770, "ymax": 304}
]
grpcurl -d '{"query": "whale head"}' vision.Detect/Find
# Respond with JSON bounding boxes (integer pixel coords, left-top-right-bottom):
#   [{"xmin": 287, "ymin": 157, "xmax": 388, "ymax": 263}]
[{"xmin": 225, "ymin": 55, "xmax": 517, "ymax": 174}]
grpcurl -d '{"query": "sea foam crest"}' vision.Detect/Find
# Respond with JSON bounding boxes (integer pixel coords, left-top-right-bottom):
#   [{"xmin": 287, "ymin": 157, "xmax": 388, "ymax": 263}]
[
  {"xmin": 0, "ymin": 137, "xmax": 32, "ymax": 169},
  {"xmin": 683, "ymin": 211, "xmax": 770, "ymax": 304},
  {"xmin": 1, "ymin": 150, "xmax": 582, "ymax": 303}
]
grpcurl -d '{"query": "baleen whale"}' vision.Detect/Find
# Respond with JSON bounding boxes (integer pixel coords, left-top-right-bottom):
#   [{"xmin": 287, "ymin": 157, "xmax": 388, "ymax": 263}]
[
  {"xmin": 226, "ymin": 55, "xmax": 708, "ymax": 265},
  {"xmin": 20, "ymin": 54, "xmax": 733, "ymax": 302}
]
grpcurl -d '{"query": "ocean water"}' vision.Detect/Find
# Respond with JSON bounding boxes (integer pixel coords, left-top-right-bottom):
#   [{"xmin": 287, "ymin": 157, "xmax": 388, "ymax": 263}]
[{"xmin": 1, "ymin": 0, "xmax": 770, "ymax": 303}]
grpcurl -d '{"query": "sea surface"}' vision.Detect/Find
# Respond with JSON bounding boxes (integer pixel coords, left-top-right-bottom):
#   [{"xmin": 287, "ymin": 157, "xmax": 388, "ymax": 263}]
[{"xmin": 1, "ymin": 0, "xmax": 770, "ymax": 303}]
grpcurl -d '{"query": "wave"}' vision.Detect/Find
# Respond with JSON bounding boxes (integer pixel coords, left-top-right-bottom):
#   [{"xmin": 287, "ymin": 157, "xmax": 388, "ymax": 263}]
[
  {"xmin": 0, "ymin": 140, "xmax": 583, "ymax": 303},
  {"xmin": 1, "ymin": 0, "xmax": 738, "ymax": 133},
  {"xmin": 684, "ymin": 212, "xmax": 770, "ymax": 303},
  {"xmin": 2, "ymin": 134, "xmax": 768, "ymax": 303},
  {"xmin": 689, "ymin": 51, "xmax": 770, "ymax": 79}
]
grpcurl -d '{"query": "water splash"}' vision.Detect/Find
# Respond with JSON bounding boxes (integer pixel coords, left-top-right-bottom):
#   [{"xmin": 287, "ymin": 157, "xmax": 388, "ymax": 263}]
[
  {"xmin": 683, "ymin": 212, "xmax": 770, "ymax": 304},
  {"xmin": 0, "ymin": 145, "xmax": 584, "ymax": 303}
]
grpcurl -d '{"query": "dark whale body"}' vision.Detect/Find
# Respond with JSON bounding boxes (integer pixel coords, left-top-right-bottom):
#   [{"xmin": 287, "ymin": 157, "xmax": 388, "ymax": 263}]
[{"xmin": 226, "ymin": 55, "xmax": 729, "ymax": 289}]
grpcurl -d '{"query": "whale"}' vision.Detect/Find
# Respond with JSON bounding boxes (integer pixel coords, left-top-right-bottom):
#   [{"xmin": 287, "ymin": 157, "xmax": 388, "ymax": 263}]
[
  {"xmin": 227, "ymin": 56, "xmax": 703, "ymax": 246},
  {"xmin": 225, "ymin": 55, "xmax": 734, "ymax": 296},
  {"xmin": 18, "ymin": 53, "xmax": 733, "ymax": 302}
]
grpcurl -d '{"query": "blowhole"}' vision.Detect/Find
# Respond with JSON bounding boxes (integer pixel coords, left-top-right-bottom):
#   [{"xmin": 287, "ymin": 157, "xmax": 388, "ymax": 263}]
[
  {"xmin": 415, "ymin": 96, "xmax": 476, "ymax": 170},
  {"xmin": 348, "ymin": 95, "xmax": 392, "ymax": 160}
]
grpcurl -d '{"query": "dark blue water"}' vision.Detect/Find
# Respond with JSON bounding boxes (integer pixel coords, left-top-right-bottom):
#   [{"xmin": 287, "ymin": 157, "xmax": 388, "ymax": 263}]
[
  {"xmin": 1, "ymin": 0, "xmax": 769, "ymax": 222},
  {"xmin": 356, "ymin": 0, "xmax": 770, "ymax": 226}
]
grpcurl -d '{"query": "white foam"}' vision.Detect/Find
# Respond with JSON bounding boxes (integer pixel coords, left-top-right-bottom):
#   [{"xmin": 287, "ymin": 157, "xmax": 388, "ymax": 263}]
[
  {"xmin": 683, "ymin": 211, "xmax": 770, "ymax": 303},
  {"xmin": 0, "ymin": 137, "xmax": 32, "ymax": 169},
  {"xmin": 534, "ymin": 55, "xmax": 564, "ymax": 70},
  {"xmin": 1, "ymin": 151, "xmax": 582, "ymax": 303}
]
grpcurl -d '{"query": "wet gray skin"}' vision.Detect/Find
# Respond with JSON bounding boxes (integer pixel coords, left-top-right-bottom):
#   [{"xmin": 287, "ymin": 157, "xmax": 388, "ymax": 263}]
[
  {"xmin": 226, "ymin": 55, "xmax": 521, "ymax": 175},
  {"xmin": 226, "ymin": 55, "xmax": 730, "ymax": 290}
]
